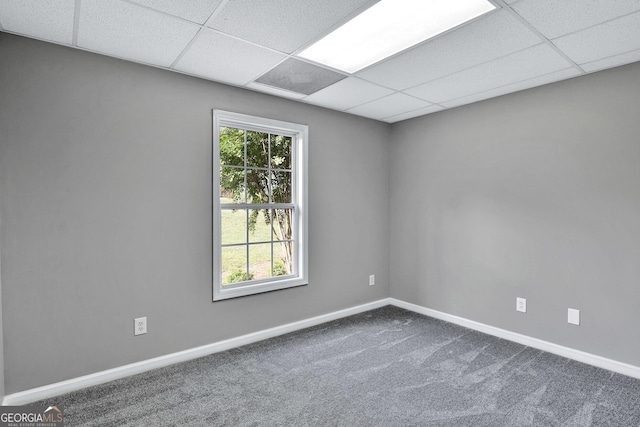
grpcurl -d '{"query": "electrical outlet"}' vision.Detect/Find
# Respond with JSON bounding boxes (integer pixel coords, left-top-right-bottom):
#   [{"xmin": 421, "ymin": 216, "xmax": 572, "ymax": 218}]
[
  {"xmin": 568, "ymin": 308, "xmax": 580, "ymax": 326},
  {"xmin": 369, "ymin": 274, "xmax": 375, "ymax": 286},
  {"xmin": 516, "ymin": 297, "xmax": 526, "ymax": 313},
  {"xmin": 134, "ymin": 317, "xmax": 147, "ymax": 336}
]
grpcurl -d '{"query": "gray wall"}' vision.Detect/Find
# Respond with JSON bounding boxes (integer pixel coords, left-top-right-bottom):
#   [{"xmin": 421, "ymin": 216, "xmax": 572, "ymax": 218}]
[
  {"xmin": 0, "ymin": 183, "xmax": 4, "ymax": 400},
  {"xmin": 3, "ymin": 29, "xmax": 640, "ymax": 396},
  {"xmin": 0, "ymin": 34, "xmax": 391, "ymax": 394},
  {"xmin": 390, "ymin": 61, "xmax": 640, "ymax": 366}
]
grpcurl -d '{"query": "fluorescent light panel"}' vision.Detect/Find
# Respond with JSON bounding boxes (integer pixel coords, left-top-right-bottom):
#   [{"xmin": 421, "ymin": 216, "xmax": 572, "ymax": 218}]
[{"xmin": 298, "ymin": 0, "xmax": 496, "ymax": 73}]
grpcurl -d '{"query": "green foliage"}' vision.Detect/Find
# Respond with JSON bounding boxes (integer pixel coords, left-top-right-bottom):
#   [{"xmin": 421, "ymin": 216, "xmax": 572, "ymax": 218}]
[
  {"xmin": 219, "ymin": 126, "xmax": 294, "ymax": 274},
  {"xmin": 224, "ymin": 268, "xmax": 255, "ymax": 284},
  {"xmin": 219, "ymin": 127, "xmax": 292, "ymax": 205},
  {"xmin": 272, "ymin": 261, "xmax": 287, "ymax": 277}
]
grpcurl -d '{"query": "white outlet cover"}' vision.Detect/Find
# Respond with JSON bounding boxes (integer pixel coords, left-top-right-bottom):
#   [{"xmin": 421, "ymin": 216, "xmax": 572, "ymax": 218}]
[
  {"xmin": 369, "ymin": 274, "xmax": 375, "ymax": 286},
  {"xmin": 134, "ymin": 317, "xmax": 147, "ymax": 335},
  {"xmin": 568, "ymin": 308, "xmax": 580, "ymax": 325},
  {"xmin": 516, "ymin": 297, "xmax": 527, "ymax": 313}
]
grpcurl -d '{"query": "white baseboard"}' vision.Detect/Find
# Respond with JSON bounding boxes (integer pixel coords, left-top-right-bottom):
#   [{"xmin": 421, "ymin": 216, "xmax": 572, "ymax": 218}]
[
  {"xmin": 2, "ymin": 298, "xmax": 390, "ymax": 406},
  {"xmin": 389, "ymin": 298, "xmax": 640, "ymax": 380},
  {"xmin": 6, "ymin": 297, "xmax": 639, "ymax": 405}
]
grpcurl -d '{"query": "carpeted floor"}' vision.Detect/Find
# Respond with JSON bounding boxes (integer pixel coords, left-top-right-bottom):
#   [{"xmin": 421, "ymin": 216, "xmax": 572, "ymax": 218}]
[{"xmin": 35, "ymin": 306, "xmax": 640, "ymax": 426}]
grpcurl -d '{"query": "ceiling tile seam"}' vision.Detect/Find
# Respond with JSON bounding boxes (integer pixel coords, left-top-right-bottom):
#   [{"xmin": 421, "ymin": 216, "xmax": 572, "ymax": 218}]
[
  {"xmin": 204, "ymin": 0, "xmax": 230, "ymax": 27},
  {"xmin": 492, "ymin": 0, "xmax": 511, "ymax": 7},
  {"xmin": 402, "ymin": 91, "xmax": 438, "ymax": 105},
  {"xmin": 579, "ymin": 46, "xmax": 640, "ymax": 69},
  {"xmin": 381, "ymin": 105, "xmax": 441, "ymax": 122},
  {"xmin": 204, "ymin": 27, "xmax": 292, "ymax": 58},
  {"xmin": 547, "ymin": 10, "xmax": 640, "ymax": 63},
  {"xmin": 439, "ymin": 66, "xmax": 577, "ymax": 105},
  {"xmin": 340, "ymin": 110, "xmax": 378, "ymax": 122},
  {"xmin": 72, "ymin": 0, "xmax": 81, "ymax": 46},
  {"xmin": 296, "ymin": 75, "xmax": 400, "ymax": 105},
  {"xmin": 342, "ymin": 100, "xmax": 375, "ymax": 113},
  {"xmin": 347, "ymin": 75, "xmax": 393, "ymax": 89},
  {"xmin": 168, "ymin": 67, "xmax": 251, "ymax": 92},
  {"xmin": 551, "ymin": 9, "xmax": 640, "ymax": 41},
  {"xmin": 300, "ymin": 89, "xmax": 398, "ymax": 112},
  {"xmin": 398, "ymin": 41, "xmax": 549, "ymax": 96},
  {"xmin": 343, "ymin": 91, "xmax": 432, "ymax": 114},
  {"xmin": 354, "ymin": 74, "xmax": 421, "ymax": 95},
  {"xmin": 398, "ymin": 92, "xmax": 437, "ymax": 105},
  {"xmin": 117, "ymin": 0, "xmax": 208, "ymax": 26},
  {"xmin": 169, "ymin": 27, "xmax": 207, "ymax": 70},
  {"xmin": 500, "ymin": 2, "xmax": 585, "ymax": 74}
]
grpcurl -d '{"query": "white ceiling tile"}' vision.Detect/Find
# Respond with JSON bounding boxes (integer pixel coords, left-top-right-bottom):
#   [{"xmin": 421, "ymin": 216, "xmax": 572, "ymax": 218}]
[
  {"xmin": 303, "ymin": 78, "xmax": 394, "ymax": 111},
  {"xmin": 127, "ymin": 0, "xmax": 224, "ymax": 24},
  {"xmin": 580, "ymin": 48, "xmax": 640, "ymax": 73},
  {"xmin": 406, "ymin": 44, "xmax": 573, "ymax": 104},
  {"xmin": 553, "ymin": 12, "xmax": 640, "ymax": 65},
  {"xmin": 208, "ymin": 0, "xmax": 376, "ymax": 53},
  {"xmin": 0, "ymin": 0, "xmax": 75, "ymax": 44},
  {"xmin": 383, "ymin": 105, "xmax": 445, "ymax": 123},
  {"xmin": 246, "ymin": 82, "xmax": 307, "ymax": 100},
  {"xmin": 174, "ymin": 28, "xmax": 286, "ymax": 86},
  {"xmin": 510, "ymin": 0, "xmax": 640, "ymax": 39},
  {"xmin": 347, "ymin": 93, "xmax": 431, "ymax": 121},
  {"xmin": 78, "ymin": 0, "xmax": 200, "ymax": 67},
  {"xmin": 441, "ymin": 68, "xmax": 581, "ymax": 109},
  {"xmin": 356, "ymin": 10, "xmax": 542, "ymax": 90}
]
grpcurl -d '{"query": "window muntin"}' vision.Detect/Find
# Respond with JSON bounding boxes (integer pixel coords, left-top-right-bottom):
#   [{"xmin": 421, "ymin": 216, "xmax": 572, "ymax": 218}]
[{"xmin": 213, "ymin": 110, "xmax": 308, "ymax": 301}]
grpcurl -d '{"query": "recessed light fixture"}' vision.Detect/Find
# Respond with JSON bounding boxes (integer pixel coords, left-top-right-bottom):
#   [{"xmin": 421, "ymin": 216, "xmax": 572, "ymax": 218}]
[{"xmin": 298, "ymin": 0, "xmax": 496, "ymax": 73}]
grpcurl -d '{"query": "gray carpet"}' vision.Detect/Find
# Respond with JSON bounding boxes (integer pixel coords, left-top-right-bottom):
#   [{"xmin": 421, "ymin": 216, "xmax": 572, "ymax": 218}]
[{"xmin": 35, "ymin": 306, "xmax": 640, "ymax": 426}]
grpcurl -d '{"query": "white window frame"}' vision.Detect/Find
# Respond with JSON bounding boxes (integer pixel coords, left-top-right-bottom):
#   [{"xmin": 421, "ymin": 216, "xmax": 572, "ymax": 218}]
[{"xmin": 212, "ymin": 110, "xmax": 308, "ymax": 301}]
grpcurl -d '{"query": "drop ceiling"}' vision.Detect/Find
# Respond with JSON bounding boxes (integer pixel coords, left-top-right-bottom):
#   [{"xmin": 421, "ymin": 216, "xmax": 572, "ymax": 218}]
[{"xmin": 1, "ymin": 0, "xmax": 640, "ymax": 123}]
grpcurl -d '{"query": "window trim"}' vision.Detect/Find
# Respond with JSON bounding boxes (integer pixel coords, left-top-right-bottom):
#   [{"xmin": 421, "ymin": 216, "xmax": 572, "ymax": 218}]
[{"xmin": 212, "ymin": 110, "xmax": 308, "ymax": 301}]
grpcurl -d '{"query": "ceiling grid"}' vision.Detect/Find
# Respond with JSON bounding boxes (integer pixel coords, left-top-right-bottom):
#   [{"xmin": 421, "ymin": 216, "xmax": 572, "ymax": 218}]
[{"xmin": 1, "ymin": 0, "xmax": 639, "ymax": 123}]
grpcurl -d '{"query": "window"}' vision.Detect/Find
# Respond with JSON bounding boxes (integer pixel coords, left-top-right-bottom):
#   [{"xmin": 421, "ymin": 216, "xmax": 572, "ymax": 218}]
[{"xmin": 212, "ymin": 110, "xmax": 308, "ymax": 301}]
